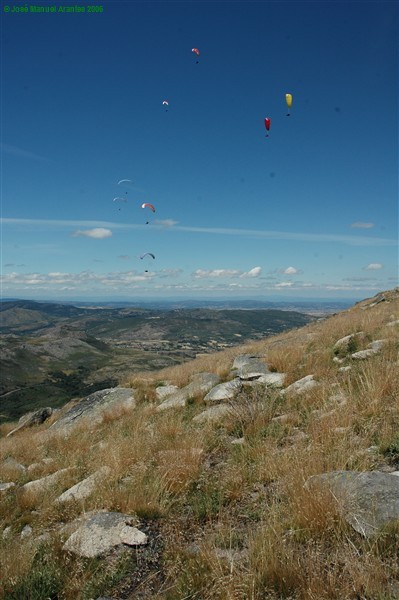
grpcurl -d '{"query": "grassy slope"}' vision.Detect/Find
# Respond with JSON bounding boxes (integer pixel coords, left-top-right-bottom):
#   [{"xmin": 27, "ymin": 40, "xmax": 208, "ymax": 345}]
[{"xmin": 0, "ymin": 289, "xmax": 398, "ymax": 599}]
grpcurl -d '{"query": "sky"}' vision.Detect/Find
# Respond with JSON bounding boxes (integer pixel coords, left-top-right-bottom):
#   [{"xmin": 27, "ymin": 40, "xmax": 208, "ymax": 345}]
[{"xmin": 1, "ymin": 0, "xmax": 398, "ymax": 301}]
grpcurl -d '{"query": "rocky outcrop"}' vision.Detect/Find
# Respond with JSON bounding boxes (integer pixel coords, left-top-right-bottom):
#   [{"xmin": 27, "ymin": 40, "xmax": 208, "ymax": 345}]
[
  {"xmin": 63, "ymin": 511, "xmax": 148, "ymax": 558},
  {"xmin": 50, "ymin": 387, "xmax": 135, "ymax": 431}
]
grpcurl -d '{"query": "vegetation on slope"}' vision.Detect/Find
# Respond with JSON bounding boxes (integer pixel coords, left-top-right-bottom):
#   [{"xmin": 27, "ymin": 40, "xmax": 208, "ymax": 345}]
[{"xmin": 0, "ymin": 289, "xmax": 398, "ymax": 599}]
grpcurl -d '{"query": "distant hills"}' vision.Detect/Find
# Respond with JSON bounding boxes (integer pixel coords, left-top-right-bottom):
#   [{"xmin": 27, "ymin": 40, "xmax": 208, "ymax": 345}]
[{"xmin": 0, "ymin": 298, "xmax": 316, "ymax": 421}]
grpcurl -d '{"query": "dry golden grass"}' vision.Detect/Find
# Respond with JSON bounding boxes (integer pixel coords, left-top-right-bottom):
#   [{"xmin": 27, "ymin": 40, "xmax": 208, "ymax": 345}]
[{"xmin": 0, "ymin": 289, "xmax": 398, "ymax": 598}]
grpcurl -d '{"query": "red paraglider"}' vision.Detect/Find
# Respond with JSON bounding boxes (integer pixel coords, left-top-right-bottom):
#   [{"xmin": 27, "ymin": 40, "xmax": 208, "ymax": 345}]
[
  {"xmin": 192, "ymin": 47, "xmax": 200, "ymax": 63},
  {"xmin": 264, "ymin": 117, "xmax": 271, "ymax": 137}
]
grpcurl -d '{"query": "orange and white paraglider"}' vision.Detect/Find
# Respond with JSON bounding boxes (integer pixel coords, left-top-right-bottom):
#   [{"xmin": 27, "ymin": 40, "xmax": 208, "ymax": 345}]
[
  {"xmin": 264, "ymin": 117, "xmax": 271, "ymax": 137},
  {"xmin": 141, "ymin": 203, "xmax": 155, "ymax": 224},
  {"xmin": 285, "ymin": 93, "xmax": 293, "ymax": 116},
  {"xmin": 192, "ymin": 47, "xmax": 200, "ymax": 63}
]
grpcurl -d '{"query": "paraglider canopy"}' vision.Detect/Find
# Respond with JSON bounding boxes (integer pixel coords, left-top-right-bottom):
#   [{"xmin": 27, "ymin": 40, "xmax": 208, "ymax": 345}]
[
  {"xmin": 141, "ymin": 203, "xmax": 155, "ymax": 212},
  {"xmin": 192, "ymin": 47, "xmax": 200, "ymax": 63},
  {"xmin": 139, "ymin": 252, "xmax": 155, "ymax": 260},
  {"xmin": 264, "ymin": 117, "xmax": 271, "ymax": 136},
  {"xmin": 285, "ymin": 93, "xmax": 292, "ymax": 116},
  {"xmin": 117, "ymin": 179, "xmax": 134, "ymax": 186}
]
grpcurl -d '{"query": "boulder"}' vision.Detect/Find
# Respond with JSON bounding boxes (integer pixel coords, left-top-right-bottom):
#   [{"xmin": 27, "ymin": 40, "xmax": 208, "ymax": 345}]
[
  {"xmin": 282, "ymin": 374, "xmax": 318, "ymax": 395},
  {"xmin": 50, "ymin": 387, "xmax": 135, "ymax": 431},
  {"xmin": 7, "ymin": 407, "xmax": 53, "ymax": 437},
  {"xmin": 157, "ymin": 373, "xmax": 220, "ymax": 411},
  {"xmin": 193, "ymin": 404, "xmax": 233, "ymax": 424},
  {"xmin": 351, "ymin": 340, "xmax": 386, "ymax": 360},
  {"xmin": 204, "ymin": 378, "xmax": 242, "ymax": 404},
  {"xmin": 20, "ymin": 467, "xmax": 74, "ymax": 497},
  {"xmin": 333, "ymin": 333, "xmax": 366, "ymax": 357},
  {"xmin": 305, "ymin": 470, "xmax": 399, "ymax": 537},
  {"xmin": 232, "ymin": 354, "xmax": 261, "ymax": 370},
  {"xmin": 63, "ymin": 511, "xmax": 147, "ymax": 558},
  {"xmin": 155, "ymin": 384, "xmax": 179, "ymax": 400},
  {"xmin": 253, "ymin": 372, "xmax": 286, "ymax": 387},
  {"xmin": 55, "ymin": 466, "xmax": 111, "ymax": 504},
  {"xmin": 236, "ymin": 360, "xmax": 270, "ymax": 381}
]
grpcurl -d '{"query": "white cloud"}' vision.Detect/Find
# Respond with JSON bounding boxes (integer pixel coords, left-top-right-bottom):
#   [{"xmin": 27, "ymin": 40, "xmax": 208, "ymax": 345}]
[
  {"xmin": 350, "ymin": 222, "xmax": 375, "ymax": 229},
  {"xmin": 275, "ymin": 282, "xmax": 294, "ymax": 288},
  {"xmin": 242, "ymin": 266, "xmax": 262, "ymax": 278},
  {"xmin": 193, "ymin": 267, "xmax": 261, "ymax": 279},
  {"xmin": 364, "ymin": 263, "xmax": 383, "ymax": 270},
  {"xmin": 3, "ymin": 218, "xmax": 397, "ymax": 247},
  {"xmin": 282, "ymin": 266, "xmax": 299, "ymax": 275},
  {"xmin": 193, "ymin": 269, "xmax": 241, "ymax": 279},
  {"xmin": 73, "ymin": 228, "xmax": 112, "ymax": 239},
  {"xmin": 154, "ymin": 219, "xmax": 178, "ymax": 228}
]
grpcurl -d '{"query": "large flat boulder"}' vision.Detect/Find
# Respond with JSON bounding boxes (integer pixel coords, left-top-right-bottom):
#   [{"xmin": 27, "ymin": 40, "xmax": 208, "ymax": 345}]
[
  {"xmin": 306, "ymin": 471, "xmax": 399, "ymax": 537},
  {"xmin": 204, "ymin": 378, "xmax": 242, "ymax": 404},
  {"xmin": 50, "ymin": 388, "xmax": 135, "ymax": 431},
  {"xmin": 63, "ymin": 511, "xmax": 147, "ymax": 558}
]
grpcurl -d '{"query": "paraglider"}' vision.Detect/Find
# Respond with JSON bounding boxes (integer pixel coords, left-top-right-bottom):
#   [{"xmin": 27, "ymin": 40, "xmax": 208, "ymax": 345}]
[
  {"xmin": 139, "ymin": 252, "xmax": 155, "ymax": 272},
  {"xmin": 141, "ymin": 203, "xmax": 155, "ymax": 224},
  {"xmin": 141, "ymin": 203, "xmax": 155, "ymax": 213},
  {"xmin": 192, "ymin": 48, "xmax": 200, "ymax": 63},
  {"xmin": 113, "ymin": 195, "xmax": 128, "ymax": 211},
  {"xmin": 117, "ymin": 179, "xmax": 134, "ymax": 186},
  {"xmin": 162, "ymin": 100, "xmax": 169, "ymax": 112},
  {"xmin": 264, "ymin": 117, "xmax": 271, "ymax": 137},
  {"xmin": 139, "ymin": 252, "xmax": 155, "ymax": 260},
  {"xmin": 285, "ymin": 93, "xmax": 292, "ymax": 116}
]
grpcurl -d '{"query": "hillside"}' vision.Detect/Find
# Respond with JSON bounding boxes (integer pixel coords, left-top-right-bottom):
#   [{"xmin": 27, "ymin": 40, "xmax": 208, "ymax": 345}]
[
  {"xmin": 0, "ymin": 300, "xmax": 313, "ymax": 422},
  {"xmin": 0, "ymin": 288, "xmax": 398, "ymax": 599}
]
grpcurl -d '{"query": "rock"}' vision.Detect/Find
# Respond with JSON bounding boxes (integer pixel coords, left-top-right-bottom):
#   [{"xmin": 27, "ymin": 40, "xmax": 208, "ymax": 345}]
[
  {"xmin": 155, "ymin": 384, "xmax": 179, "ymax": 400},
  {"xmin": 387, "ymin": 319, "xmax": 399, "ymax": 327},
  {"xmin": 236, "ymin": 360, "xmax": 270, "ymax": 381},
  {"xmin": 305, "ymin": 470, "xmax": 399, "ymax": 537},
  {"xmin": 2, "ymin": 526, "xmax": 12, "ymax": 539},
  {"xmin": 204, "ymin": 378, "xmax": 242, "ymax": 404},
  {"xmin": 193, "ymin": 404, "xmax": 233, "ymax": 424},
  {"xmin": 157, "ymin": 373, "xmax": 220, "ymax": 411},
  {"xmin": 351, "ymin": 339, "xmax": 386, "ymax": 360},
  {"xmin": 20, "ymin": 467, "xmax": 74, "ymax": 497},
  {"xmin": 63, "ymin": 511, "xmax": 147, "ymax": 558},
  {"xmin": 282, "ymin": 375, "xmax": 318, "ymax": 395},
  {"xmin": 0, "ymin": 482, "xmax": 15, "ymax": 493},
  {"xmin": 2, "ymin": 457, "xmax": 26, "ymax": 474},
  {"xmin": 55, "ymin": 466, "xmax": 111, "ymax": 504},
  {"xmin": 231, "ymin": 437, "xmax": 245, "ymax": 445},
  {"xmin": 256, "ymin": 372, "xmax": 286, "ymax": 387},
  {"xmin": 7, "ymin": 407, "xmax": 53, "ymax": 437},
  {"xmin": 20, "ymin": 525, "xmax": 33, "ymax": 539},
  {"xmin": 333, "ymin": 333, "xmax": 366, "ymax": 357},
  {"xmin": 50, "ymin": 388, "xmax": 135, "ymax": 431},
  {"xmin": 232, "ymin": 354, "xmax": 261, "ymax": 369}
]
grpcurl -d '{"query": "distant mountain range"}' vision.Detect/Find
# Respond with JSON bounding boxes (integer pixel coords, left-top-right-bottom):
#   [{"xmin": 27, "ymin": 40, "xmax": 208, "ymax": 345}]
[{"xmin": 1, "ymin": 298, "xmax": 319, "ymax": 421}]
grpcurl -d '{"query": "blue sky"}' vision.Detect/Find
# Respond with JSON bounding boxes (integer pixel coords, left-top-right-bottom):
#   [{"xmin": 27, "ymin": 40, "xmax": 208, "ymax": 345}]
[{"xmin": 1, "ymin": 0, "xmax": 398, "ymax": 301}]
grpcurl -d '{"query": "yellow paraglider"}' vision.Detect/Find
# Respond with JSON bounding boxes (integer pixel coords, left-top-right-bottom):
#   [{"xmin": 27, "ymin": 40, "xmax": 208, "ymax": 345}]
[{"xmin": 285, "ymin": 93, "xmax": 293, "ymax": 116}]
